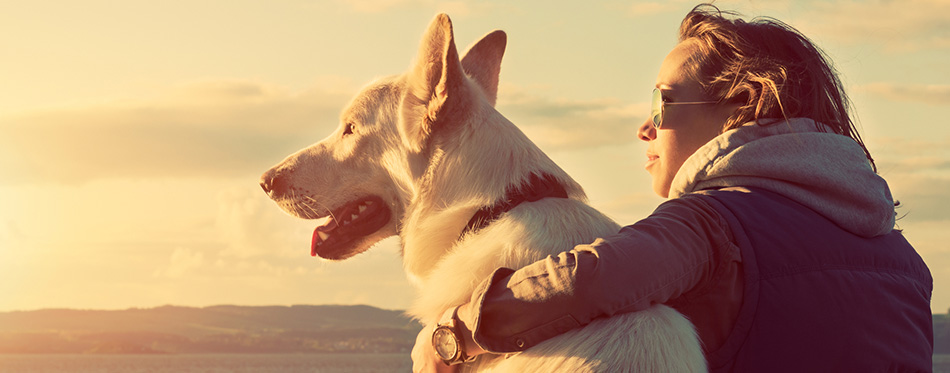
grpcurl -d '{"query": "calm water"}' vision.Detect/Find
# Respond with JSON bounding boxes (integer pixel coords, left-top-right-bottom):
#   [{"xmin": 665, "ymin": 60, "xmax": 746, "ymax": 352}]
[
  {"xmin": 0, "ymin": 354, "xmax": 411, "ymax": 373},
  {"xmin": 3, "ymin": 353, "xmax": 948, "ymax": 372},
  {"xmin": 935, "ymin": 354, "xmax": 950, "ymax": 373}
]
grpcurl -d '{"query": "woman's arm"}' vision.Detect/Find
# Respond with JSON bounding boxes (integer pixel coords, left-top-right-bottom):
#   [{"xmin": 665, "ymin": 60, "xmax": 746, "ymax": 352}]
[{"xmin": 456, "ymin": 195, "xmax": 734, "ymax": 354}]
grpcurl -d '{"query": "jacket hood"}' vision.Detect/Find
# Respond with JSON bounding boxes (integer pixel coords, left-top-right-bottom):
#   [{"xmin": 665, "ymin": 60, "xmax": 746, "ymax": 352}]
[{"xmin": 669, "ymin": 118, "xmax": 895, "ymax": 237}]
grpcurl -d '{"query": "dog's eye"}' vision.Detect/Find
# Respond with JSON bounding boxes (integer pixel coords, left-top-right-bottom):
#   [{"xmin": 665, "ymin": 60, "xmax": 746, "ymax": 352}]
[{"xmin": 343, "ymin": 122, "xmax": 355, "ymax": 136}]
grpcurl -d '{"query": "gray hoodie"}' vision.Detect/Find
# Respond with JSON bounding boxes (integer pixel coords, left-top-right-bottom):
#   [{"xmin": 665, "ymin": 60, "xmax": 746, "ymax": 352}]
[{"xmin": 671, "ymin": 117, "xmax": 895, "ymax": 238}]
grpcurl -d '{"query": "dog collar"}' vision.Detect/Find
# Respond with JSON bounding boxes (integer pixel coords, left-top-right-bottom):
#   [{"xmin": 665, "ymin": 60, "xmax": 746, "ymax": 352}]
[{"xmin": 459, "ymin": 173, "xmax": 569, "ymax": 240}]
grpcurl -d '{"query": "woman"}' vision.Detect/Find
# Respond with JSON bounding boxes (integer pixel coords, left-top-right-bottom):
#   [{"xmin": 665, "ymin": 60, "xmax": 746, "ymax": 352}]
[{"xmin": 414, "ymin": 4, "xmax": 933, "ymax": 372}]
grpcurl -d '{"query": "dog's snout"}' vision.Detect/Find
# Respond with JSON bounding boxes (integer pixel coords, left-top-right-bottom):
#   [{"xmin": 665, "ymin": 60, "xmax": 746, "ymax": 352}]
[{"xmin": 260, "ymin": 168, "xmax": 291, "ymax": 197}]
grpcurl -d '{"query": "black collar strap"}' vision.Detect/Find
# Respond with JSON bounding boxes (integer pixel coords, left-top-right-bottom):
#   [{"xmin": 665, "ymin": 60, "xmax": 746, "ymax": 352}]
[{"xmin": 459, "ymin": 173, "xmax": 569, "ymax": 239}]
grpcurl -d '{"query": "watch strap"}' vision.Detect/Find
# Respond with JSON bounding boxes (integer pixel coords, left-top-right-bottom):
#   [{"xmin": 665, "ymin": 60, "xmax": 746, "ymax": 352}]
[{"xmin": 434, "ymin": 306, "xmax": 474, "ymax": 365}]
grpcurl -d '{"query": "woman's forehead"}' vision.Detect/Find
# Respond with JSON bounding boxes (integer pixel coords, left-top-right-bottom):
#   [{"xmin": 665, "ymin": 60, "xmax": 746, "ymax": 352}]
[{"xmin": 655, "ymin": 40, "xmax": 704, "ymax": 92}]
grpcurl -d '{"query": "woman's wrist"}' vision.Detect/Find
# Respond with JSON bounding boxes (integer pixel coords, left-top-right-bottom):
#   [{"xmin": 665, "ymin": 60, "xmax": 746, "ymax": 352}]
[
  {"xmin": 457, "ymin": 317, "xmax": 486, "ymax": 357},
  {"xmin": 453, "ymin": 304, "xmax": 487, "ymax": 357}
]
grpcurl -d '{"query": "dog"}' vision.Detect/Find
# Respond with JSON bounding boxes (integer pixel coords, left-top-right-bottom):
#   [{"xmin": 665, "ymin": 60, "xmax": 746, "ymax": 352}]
[{"xmin": 261, "ymin": 14, "xmax": 705, "ymax": 372}]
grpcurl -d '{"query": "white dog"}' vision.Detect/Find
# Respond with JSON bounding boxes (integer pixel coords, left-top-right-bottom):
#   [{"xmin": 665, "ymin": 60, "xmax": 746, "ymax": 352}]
[{"xmin": 261, "ymin": 14, "xmax": 705, "ymax": 372}]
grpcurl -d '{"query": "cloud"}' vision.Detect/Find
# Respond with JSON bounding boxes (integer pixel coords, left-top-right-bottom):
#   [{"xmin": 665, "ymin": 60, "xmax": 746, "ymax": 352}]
[
  {"xmin": 0, "ymin": 78, "xmax": 649, "ymax": 184},
  {"xmin": 619, "ymin": 0, "xmax": 796, "ymax": 18},
  {"xmin": 883, "ymin": 157, "xmax": 950, "ymax": 171},
  {"xmin": 899, "ymin": 220, "xmax": 950, "ymax": 254},
  {"xmin": 0, "ymin": 79, "xmax": 355, "ymax": 185},
  {"xmin": 793, "ymin": 0, "xmax": 950, "ymax": 52},
  {"xmin": 871, "ymin": 136, "xmax": 950, "ymax": 169},
  {"xmin": 154, "ymin": 247, "xmax": 205, "ymax": 279},
  {"xmin": 145, "ymin": 182, "xmax": 406, "ymax": 287},
  {"xmin": 341, "ymin": 0, "xmax": 425, "ymax": 13},
  {"xmin": 889, "ymin": 176, "xmax": 950, "ymax": 223},
  {"xmin": 625, "ymin": 2, "xmax": 680, "ymax": 17},
  {"xmin": 336, "ymin": 0, "xmax": 494, "ymax": 16},
  {"xmin": 497, "ymin": 86, "xmax": 649, "ymax": 151},
  {"xmin": 215, "ymin": 185, "xmax": 315, "ymax": 259},
  {"xmin": 869, "ymin": 136, "xmax": 950, "ymax": 223},
  {"xmin": 858, "ymin": 83, "xmax": 950, "ymax": 106},
  {"xmin": 620, "ymin": 0, "xmax": 950, "ymax": 52}
]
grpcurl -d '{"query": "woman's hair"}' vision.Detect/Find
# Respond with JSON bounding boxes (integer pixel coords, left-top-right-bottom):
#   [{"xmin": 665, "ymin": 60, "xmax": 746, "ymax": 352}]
[{"xmin": 679, "ymin": 4, "xmax": 876, "ymax": 170}]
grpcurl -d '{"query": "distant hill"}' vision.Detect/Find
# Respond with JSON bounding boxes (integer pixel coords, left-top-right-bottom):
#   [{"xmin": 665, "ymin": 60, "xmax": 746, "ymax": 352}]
[
  {"xmin": 0, "ymin": 305, "xmax": 422, "ymax": 354},
  {"xmin": 3, "ymin": 305, "xmax": 947, "ymax": 355}
]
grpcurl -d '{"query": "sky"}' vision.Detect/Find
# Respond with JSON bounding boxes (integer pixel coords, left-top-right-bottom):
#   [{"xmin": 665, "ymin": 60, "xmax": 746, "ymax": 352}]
[{"xmin": 1, "ymin": 0, "xmax": 948, "ymax": 314}]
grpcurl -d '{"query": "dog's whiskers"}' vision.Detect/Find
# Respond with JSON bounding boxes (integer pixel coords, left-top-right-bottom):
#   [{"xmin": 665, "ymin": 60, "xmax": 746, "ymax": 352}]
[
  {"xmin": 302, "ymin": 198, "xmax": 321, "ymax": 218},
  {"xmin": 289, "ymin": 190, "xmax": 306, "ymax": 218},
  {"xmin": 304, "ymin": 195, "xmax": 336, "ymax": 222}
]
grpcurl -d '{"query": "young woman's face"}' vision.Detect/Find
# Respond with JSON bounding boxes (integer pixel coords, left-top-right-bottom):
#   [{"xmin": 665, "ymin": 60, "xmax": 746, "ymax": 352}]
[{"xmin": 638, "ymin": 40, "xmax": 738, "ymax": 198}]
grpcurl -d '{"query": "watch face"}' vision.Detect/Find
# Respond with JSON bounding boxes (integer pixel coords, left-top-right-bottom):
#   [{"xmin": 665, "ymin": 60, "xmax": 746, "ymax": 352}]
[{"xmin": 433, "ymin": 327, "xmax": 459, "ymax": 361}]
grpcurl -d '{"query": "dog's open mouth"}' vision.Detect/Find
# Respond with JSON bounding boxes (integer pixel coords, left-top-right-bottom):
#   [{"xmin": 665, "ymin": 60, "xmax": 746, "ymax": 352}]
[{"xmin": 311, "ymin": 195, "xmax": 391, "ymax": 259}]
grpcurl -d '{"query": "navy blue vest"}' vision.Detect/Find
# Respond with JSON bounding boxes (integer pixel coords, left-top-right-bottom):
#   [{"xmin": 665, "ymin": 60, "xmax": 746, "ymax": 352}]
[{"xmin": 699, "ymin": 188, "xmax": 933, "ymax": 372}]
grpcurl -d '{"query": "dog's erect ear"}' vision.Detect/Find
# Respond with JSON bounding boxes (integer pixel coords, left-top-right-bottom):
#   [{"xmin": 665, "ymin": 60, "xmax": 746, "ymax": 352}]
[
  {"xmin": 460, "ymin": 30, "xmax": 506, "ymax": 106},
  {"xmin": 400, "ymin": 13, "xmax": 465, "ymax": 153}
]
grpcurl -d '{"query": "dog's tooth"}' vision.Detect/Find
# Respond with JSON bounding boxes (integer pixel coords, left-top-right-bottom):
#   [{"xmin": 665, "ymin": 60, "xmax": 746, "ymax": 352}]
[
  {"xmin": 365, "ymin": 201, "xmax": 373, "ymax": 205},
  {"xmin": 358, "ymin": 205, "xmax": 367, "ymax": 213},
  {"xmin": 317, "ymin": 231, "xmax": 329, "ymax": 241},
  {"xmin": 350, "ymin": 214, "xmax": 359, "ymax": 220}
]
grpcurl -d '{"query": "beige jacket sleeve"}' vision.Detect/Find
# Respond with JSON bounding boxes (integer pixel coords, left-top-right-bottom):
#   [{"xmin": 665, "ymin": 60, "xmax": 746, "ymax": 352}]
[{"xmin": 456, "ymin": 195, "xmax": 733, "ymax": 353}]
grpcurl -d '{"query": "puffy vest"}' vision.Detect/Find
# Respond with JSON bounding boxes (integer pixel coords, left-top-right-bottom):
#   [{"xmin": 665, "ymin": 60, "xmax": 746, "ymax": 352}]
[{"xmin": 700, "ymin": 188, "xmax": 933, "ymax": 372}]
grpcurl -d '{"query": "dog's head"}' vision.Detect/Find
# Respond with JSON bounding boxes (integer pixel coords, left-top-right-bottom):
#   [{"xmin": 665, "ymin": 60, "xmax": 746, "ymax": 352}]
[{"xmin": 261, "ymin": 14, "xmax": 506, "ymax": 260}]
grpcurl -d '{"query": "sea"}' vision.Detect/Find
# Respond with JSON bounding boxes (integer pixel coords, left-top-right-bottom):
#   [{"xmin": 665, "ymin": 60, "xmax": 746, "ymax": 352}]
[
  {"xmin": 0, "ymin": 354, "xmax": 411, "ymax": 373},
  {"xmin": 2, "ymin": 354, "xmax": 949, "ymax": 372}
]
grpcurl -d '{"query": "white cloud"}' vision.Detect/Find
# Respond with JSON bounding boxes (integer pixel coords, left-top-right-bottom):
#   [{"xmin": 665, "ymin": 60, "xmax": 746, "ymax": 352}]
[
  {"xmin": 872, "ymin": 136, "xmax": 950, "ymax": 171},
  {"xmin": 887, "ymin": 175, "xmax": 950, "ymax": 222},
  {"xmin": 0, "ymin": 77, "xmax": 650, "ymax": 186},
  {"xmin": 0, "ymin": 79, "xmax": 354, "ymax": 184},
  {"xmin": 215, "ymin": 185, "xmax": 314, "ymax": 259},
  {"xmin": 900, "ymin": 220, "xmax": 950, "ymax": 253},
  {"xmin": 793, "ymin": 0, "xmax": 950, "ymax": 52},
  {"xmin": 868, "ymin": 136, "xmax": 950, "ymax": 224},
  {"xmin": 593, "ymin": 190, "xmax": 667, "ymax": 223},
  {"xmin": 336, "ymin": 0, "xmax": 494, "ymax": 16},
  {"xmin": 155, "ymin": 247, "xmax": 205, "ymax": 279},
  {"xmin": 617, "ymin": 0, "xmax": 950, "ymax": 52},
  {"xmin": 626, "ymin": 2, "xmax": 679, "ymax": 17},
  {"xmin": 858, "ymin": 83, "xmax": 950, "ymax": 106},
  {"xmin": 331, "ymin": 290, "xmax": 373, "ymax": 305},
  {"xmin": 497, "ymin": 87, "xmax": 649, "ymax": 151},
  {"xmin": 619, "ymin": 0, "xmax": 796, "ymax": 18},
  {"xmin": 340, "ymin": 0, "xmax": 424, "ymax": 13}
]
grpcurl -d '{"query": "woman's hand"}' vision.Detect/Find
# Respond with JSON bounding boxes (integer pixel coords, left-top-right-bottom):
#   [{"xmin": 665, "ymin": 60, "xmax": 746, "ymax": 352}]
[{"xmin": 411, "ymin": 323, "xmax": 459, "ymax": 373}]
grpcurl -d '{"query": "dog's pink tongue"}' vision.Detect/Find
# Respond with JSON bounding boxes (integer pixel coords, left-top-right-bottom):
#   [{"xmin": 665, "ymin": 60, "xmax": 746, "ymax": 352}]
[{"xmin": 311, "ymin": 218, "xmax": 339, "ymax": 256}]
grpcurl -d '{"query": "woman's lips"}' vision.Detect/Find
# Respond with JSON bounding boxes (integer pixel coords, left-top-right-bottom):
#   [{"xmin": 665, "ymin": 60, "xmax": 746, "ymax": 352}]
[{"xmin": 645, "ymin": 153, "xmax": 659, "ymax": 170}]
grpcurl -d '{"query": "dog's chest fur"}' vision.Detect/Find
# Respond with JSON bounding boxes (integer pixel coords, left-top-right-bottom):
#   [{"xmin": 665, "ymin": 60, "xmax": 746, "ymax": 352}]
[{"xmin": 404, "ymin": 196, "xmax": 620, "ymax": 324}]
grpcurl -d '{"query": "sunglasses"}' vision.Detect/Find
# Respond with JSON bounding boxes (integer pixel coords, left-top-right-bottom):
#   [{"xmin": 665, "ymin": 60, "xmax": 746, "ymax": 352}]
[{"xmin": 651, "ymin": 88, "xmax": 720, "ymax": 128}]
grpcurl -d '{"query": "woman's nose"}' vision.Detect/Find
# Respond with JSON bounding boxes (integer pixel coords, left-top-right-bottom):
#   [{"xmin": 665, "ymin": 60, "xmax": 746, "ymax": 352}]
[{"xmin": 637, "ymin": 117, "xmax": 655, "ymax": 142}]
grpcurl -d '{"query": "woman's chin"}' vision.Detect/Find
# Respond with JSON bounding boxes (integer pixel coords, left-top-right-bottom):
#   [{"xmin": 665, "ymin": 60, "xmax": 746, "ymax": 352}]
[{"xmin": 651, "ymin": 179, "xmax": 669, "ymax": 198}]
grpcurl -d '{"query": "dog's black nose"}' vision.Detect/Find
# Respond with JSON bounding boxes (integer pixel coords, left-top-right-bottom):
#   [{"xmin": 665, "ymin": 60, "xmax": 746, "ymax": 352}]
[
  {"xmin": 260, "ymin": 169, "xmax": 290, "ymax": 196},
  {"xmin": 260, "ymin": 173, "xmax": 273, "ymax": 193}
]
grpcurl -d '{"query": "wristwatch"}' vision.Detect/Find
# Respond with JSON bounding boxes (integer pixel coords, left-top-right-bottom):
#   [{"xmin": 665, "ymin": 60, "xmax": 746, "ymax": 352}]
[{"xmin": 432, "ymin": 307, "xmax": 475, "ymax": 366}]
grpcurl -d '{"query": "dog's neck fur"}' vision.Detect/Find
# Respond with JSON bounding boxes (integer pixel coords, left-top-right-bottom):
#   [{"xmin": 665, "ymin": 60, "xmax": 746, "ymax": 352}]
[{"xmin": 399, "ymin": 97, "xmax": 585, "ymax": 286}]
